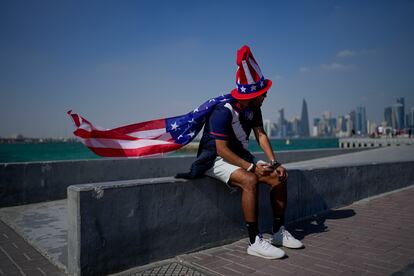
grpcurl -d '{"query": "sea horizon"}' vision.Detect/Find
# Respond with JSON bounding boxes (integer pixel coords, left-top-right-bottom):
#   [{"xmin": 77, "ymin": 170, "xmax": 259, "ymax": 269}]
[{"xmin": 0, "ymin": 138, "xmax": 339, "ymax": 163}]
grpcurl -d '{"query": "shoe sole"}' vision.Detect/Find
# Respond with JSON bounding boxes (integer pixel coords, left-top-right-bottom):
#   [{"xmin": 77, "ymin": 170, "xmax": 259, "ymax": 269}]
[
  {"xmin": 247, "ymin": 248, "xmax": 285, "ymax": 259},
  {"xmin": 272, "ymin": 241, "xmax": 303, "ymax": 249}
]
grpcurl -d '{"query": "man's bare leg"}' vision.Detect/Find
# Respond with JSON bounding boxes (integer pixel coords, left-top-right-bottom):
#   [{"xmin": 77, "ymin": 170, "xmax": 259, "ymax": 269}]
[
  {"xmin": 259, "ymin": 171, "xmax": 303, "ymax": 248},
  {"xmin": 228, "ymin": 168, "xmax": 258, "ymax": 244},
  {"xmin": 228, "ymin": 168, "xmax": 258, "ymax": 222},
  {"xmin": 258, "ymin": 171, "xmax": 287, "ymax": 232}
]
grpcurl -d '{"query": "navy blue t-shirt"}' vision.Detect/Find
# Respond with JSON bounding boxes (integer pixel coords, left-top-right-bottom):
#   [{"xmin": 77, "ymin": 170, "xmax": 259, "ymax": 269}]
[{"xmin": 197, "ymin": 100, "xmax": 263, "ymax": 163}]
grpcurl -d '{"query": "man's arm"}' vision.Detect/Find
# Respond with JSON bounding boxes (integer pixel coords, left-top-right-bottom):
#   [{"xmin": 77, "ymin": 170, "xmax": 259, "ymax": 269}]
[
  {"xmin": 253, "ymin": 126, "xmax": 276, "ymax": 162},
  {"xmin": 253, "ymin": 126, "xmax": 287, "ymax": 180},
  {"xmin": 215, "ymin": 140, "xmax": 252, "ymax": 170},
  {"xmin": 215, "ymin": 139, "xmax": 271, "ymax": 176}
]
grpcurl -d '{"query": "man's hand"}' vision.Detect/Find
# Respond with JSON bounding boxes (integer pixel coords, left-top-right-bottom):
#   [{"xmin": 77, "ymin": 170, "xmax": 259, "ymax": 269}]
[
  {"xmin": 275, "ymin": 165, "xmax": 288, "ymax": 182},
  {"xmin": 255, "ymin": 163, "xmax": 274, "ymax": 177}
]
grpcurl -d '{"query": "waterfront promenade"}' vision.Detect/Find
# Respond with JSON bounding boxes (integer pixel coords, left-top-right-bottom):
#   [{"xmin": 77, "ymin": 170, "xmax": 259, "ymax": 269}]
[
  {"xmin": 1, "ymin": 146, "xmax": 414, "ymax": 275},
  {"xmin": 1, "ymin": 185, "xmax": 413, "ymax": 275},
  {"xmin": 115, "ymin": 186, "xmax": 414, "ymax": 276}
]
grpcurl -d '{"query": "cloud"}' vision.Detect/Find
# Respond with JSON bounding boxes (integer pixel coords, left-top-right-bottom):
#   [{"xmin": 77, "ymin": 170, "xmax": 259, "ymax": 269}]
[
  {"xmin": 320, "ymin": 63, "xmax": 354, "ymax": 71},
  {"xmin": 300, "ymin": 63, "xmax": 354, "ymax": 73},
  {"xmin": 337, "ymin": 49, "xmax": 377, "ymax": 58},
  {"xmin": 337, "ymin": 50, "xmax": 356, "ymax": 58},
  {"xmin": 273, "ymin": 74, "xmax": 284, "ymax": 80}
]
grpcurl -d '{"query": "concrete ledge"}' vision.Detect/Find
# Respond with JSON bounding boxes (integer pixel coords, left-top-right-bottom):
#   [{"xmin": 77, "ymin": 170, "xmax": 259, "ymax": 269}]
[
  {"xmin": 339, "ymin": 137, "xmax": 413, "ymax": 148},
  {"xmin": 67, "ymin": 160, "xmax": 414, "ymax": 276},
  {"xmin": 0, "ymin": 148, "xmax": 369, "ymax": 207}
]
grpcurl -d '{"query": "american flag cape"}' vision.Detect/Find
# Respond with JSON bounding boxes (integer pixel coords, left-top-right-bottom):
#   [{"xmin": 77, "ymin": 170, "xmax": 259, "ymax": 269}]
[{"xmin": 68, "ymin": 94, "xmax": 233, "ymax": 158}]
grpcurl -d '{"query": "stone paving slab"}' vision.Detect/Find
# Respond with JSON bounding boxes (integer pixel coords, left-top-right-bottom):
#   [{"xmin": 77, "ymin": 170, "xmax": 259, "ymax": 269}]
[
  {"xmin": 112, "ymin": 258, "xmax": 211, "ymax": 276},
  {"xmin": 115, "ymin": 185, "xmax": 414, "ymax": 276},
  {"xmin": 0, "ymin": 219, "xmax": 66, "ymax": 276},
  {"xmin": 0, "ymin": 199, "xmax": 68, "ymax": 270}
]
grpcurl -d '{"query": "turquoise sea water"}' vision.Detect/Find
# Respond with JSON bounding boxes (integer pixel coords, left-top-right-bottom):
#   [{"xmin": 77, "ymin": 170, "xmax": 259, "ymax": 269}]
[{"xmin": 0, "ymin": 138, "xmax": 338, "ymax": 163}]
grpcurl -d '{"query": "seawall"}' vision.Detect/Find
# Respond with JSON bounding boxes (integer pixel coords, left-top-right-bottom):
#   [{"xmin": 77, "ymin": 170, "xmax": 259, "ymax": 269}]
[{"xmin": 0, "ymin": 148, "xmax": 368, "ymax": 207}]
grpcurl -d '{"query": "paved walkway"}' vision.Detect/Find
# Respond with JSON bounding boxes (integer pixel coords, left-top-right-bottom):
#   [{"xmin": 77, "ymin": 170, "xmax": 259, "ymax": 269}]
[
  {"xmin": 1, "ymin": 186, "xmax": 414, "ymax": 276},
  {"xmin": 0, "ymin": 220, "xmax": 65, "ymax": 276},
  {"xmin": 116, "ymin": 186, "xmax": 414, "ymax": 276}
]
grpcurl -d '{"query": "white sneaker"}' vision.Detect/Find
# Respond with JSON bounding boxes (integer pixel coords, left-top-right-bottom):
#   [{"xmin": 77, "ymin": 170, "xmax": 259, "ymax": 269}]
[
  {"xmin": 247, "ymin": 235, "xmax": 285, "ymax": 259},
  {"xmin": 272, "ymin": 226, "xmax": 303, "ymax": 249}
]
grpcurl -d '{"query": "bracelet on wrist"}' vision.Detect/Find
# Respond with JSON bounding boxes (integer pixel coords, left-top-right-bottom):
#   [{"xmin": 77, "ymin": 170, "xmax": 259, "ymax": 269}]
[{"xmin": 246, "ymin": 163, "xmax": 256, "ymax": 172}]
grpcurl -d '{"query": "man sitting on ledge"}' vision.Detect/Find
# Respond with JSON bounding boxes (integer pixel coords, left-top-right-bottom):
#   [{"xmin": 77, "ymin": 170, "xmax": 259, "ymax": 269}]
[{"xmin": 183, "ymin": 45, "xmax": 303, "ymax": 259}]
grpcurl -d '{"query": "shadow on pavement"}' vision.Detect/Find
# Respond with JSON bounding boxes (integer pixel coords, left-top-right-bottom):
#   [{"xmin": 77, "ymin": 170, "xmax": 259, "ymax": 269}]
[{"xmin": 287, "ymin": 209, "xmax": 356, "ymax": 240}]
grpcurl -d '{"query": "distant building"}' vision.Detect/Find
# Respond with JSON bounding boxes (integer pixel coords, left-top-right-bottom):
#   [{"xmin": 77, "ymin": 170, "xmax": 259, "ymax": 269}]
[
  {"xmin": 270, "ymin": 122, "xmax": 278, "ymax": 137},
  {"xmin": 263, "ymin": 119, "xmax": 272, "ymax": 136},
  {"xmin": 356, "ymin": 106, "xmax": 367, "ymax": 135},
  {"xmin": 384, "ymin": 107, "xmax": 392, "ymax": 127},
  {"xmin": 349, "ymin": 110, "xmax": 356, "ymax": 134},
  {"xmin": 321, "ymin": 111, "xmax": 336, "ymax": 136},
  {"xmin": 290, "ymin": 117, "xmax": 301, "ymax": 137},
  {"xmin": 406, "ymin": 114, "xmax": 410, "ymax": 130},
  {"xmin": 337, "ymin": 115, "xmax": 346, "ymax": 132},
  {"xmin": 336, "ymin": 115, "xmax": 348, "ymax": 137},
  {"xmin": 299, "ymin": 99, "xmax": 310, "ymax": 137},
  {"xmin": 367, "ymin": 120, "xmax": 377, "ymax": 136},
  {"xmin": 396, "ymin": 97, "xmax": 405, "ymax": 128},
  {"xmin": 345, "ymin": 113, "xmax": 354, "ymax": 137},
  {"xmin": 313, "ymin": 118, "xmax": 320, "ymax": 137},
  {"xmin": 392, "ymin": 103, "xmax": 404, "ymax": 130},
  {"xmin": 278, "ymin": 108, "xmax": 287, "ymax": 137}
]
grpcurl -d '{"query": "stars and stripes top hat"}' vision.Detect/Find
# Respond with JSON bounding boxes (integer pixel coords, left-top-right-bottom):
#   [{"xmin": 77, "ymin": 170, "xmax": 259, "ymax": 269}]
[{"xmin": 231, "ymin": 45, "xmax": 272, "ymax": 100}]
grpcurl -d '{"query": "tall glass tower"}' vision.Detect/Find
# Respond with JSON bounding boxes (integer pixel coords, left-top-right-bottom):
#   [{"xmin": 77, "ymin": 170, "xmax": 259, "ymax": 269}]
[
  {"xmin": 396, "ymin": 97, "xmax": 405, "ymax": 128},
  {"xmin": 392, "ymin": 103, "xmax": 404, "ymax": 130},
  {"xmin": 278, "ymin": 108, "xmax": 286, "ymax": 137},
  {"xmin": 300, "ymin": 99, "xmax": 310, "ymax": 137},
  {"xmin": 356, "ymin": 106, "xmax": 367, "ymax": 135},
  {"xmin": 384, "ymin": 107, "xmax": 392, "ymax": 127}
]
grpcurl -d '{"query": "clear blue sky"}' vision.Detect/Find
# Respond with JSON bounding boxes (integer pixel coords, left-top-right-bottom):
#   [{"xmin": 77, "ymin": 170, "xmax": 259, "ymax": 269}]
[{"xmin": 1, "ymin": 0, "xmax": 413, "ymax": 138}]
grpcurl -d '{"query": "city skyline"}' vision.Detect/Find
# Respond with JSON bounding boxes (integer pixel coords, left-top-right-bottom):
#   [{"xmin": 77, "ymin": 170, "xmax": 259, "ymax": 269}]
[
  {"xmin": 1, "ymin": 1, "xmax": 414, "ymax": 138},
  {"xmin": 266, "ymin": 96, "xmax": 412, "ymax": 138},
  {"xmin": 3, "ymin": 95, "xmax": 412, "ymax": 139}
]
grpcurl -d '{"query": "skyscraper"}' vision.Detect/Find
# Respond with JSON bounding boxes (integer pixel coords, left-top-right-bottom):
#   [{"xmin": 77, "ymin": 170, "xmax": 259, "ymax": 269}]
[
  {"xmin": 299, "ymin": 99, "xmax": 310, "ymax": 137},
  {"xmin": 345, "ymin": 114, "xmax": 353, "ymax": 136},
  {"xmin": 384, "ymin": 107, "xmax": 392, "ymax": 127},
  {"xmin": 396, "ymin": 97, "xmax": 405, "ymax": 128},
  {"xmin": 356, "ymin": 106, "xmax": 367, "ymax": 135},
  {"xmin": 278, "ymin": 108, "xmax": 286, "ymax": 137},
  {"xmin": 278, "ymin": 108, "xmax": 284, "ymax": 126},
  {"xmin": 263, "ymin": 119, "xmax": 272, "ymax": 137},
  {"xmin": 349, "ymin": 110, "xmax": 356, "ymax": 135},
  {"xmin": 313, "ymin": 118, "xmax": 320, "ymax": 136},
  {"xmin": 392, "ymin": 103, "xmax": 404, "ymax": 130},
  {"xmin": 337, "ymin": 116, "xmax": 346, "ymax": 132},
  {"xmin": 291, "ymin": 117, "xmax": 301, "ymax": 136}
]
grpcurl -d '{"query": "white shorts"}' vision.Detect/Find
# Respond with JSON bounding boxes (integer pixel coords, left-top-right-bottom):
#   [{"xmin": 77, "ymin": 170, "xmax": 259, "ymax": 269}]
[{"xmin": 205, "ymin": 156, "xmax": 265, "ymax": 184}]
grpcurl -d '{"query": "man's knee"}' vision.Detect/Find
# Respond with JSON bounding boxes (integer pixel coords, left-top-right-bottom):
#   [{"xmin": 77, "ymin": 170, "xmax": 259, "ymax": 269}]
[
  {"xmin": 269, "ymin": 172, "xmax": 287, "ymax": 188},
  {"xmin": 240, "ymin": 173, "xmax": 258, "ymax": 192}
]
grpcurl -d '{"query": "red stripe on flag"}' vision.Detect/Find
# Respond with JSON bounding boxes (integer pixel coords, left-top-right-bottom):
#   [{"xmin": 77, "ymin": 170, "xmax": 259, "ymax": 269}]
[
  {"xmin": 87, "ymin": 143, "xmax": 183, "ymax": 157},
  {"xmin": 68, "ymin": 111, "xmax": 81, "ymax": 127},
  {"xmin": 112, "ymin": 119, "xmax": 166, "ymax": 134},
  {"xmin": 74, "ymin": 128, "xmax": 137, "ymax": 140}
]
